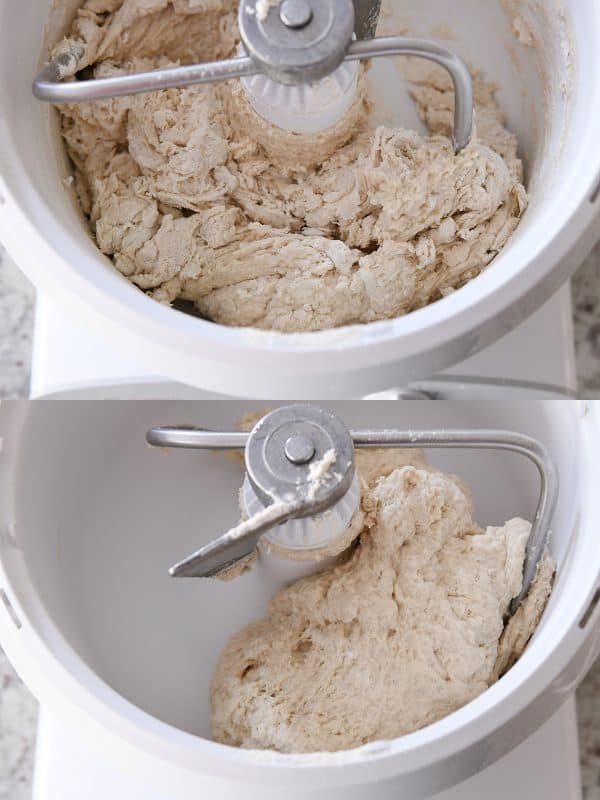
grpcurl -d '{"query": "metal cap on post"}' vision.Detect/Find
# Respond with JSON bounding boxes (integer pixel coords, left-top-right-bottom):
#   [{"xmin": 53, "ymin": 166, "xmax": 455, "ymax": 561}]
[
  {"xmin": 245, "ymin": 404, "xmax": 355, "ymax": 510},
  {"xmin": 239, "ymin": 0, "xmax": 355, "ymax": 84}
]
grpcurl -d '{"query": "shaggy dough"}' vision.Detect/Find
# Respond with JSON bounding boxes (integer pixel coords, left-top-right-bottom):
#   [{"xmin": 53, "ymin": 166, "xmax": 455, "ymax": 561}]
[
  {"xmin": 211, "ymin": 453, "xmax": 554, "ymax": 753},
  {"xmin": 56, "ymin": 0, "xmax": 527, "ymax": 332}
]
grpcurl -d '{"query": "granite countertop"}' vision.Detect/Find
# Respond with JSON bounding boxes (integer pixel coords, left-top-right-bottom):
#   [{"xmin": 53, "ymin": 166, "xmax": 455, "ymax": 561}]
[
  {"xmin": 0, "ymin": 248, "xmax": 35, "ymax": 401},
  {"xmin": 0, "ymin": 242, "xmax": 599, "ymax": 797},
  {"xmin": 573, "ymin": 243, "xmax": 600, "ymax": 395}
]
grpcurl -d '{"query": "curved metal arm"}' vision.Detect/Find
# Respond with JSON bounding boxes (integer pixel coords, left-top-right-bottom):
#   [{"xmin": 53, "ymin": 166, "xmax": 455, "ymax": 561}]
[
  {"xmin": 33, "ymin": 35, "xmax": 473, "ymax": 152},
  {"xmin": 32, "ymin": 50, "xmax": 260, "ymax": 104},
  {"xmin": 350, "ymin": 429, "xmax": 558, "ymax": 614},
  {"xmin": 345, "ymin": 37, "xmax": 473, "ymax": 152},
  {"xmin": 147, "ymin": 428, "xmax": 248, "ymax": 450},
  {"xmin": 168, "ymin": 496, "xmax": 309, "ymax": 578},
  {"xmin": 147, "ymin": 425, "xmax": 557, "ymax": 611}
]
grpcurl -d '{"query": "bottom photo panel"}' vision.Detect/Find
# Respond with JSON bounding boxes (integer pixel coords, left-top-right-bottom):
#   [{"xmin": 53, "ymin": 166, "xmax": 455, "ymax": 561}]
[{"xmin": 0, "ymin": 400, "xmax": 599, "ymax": 800}]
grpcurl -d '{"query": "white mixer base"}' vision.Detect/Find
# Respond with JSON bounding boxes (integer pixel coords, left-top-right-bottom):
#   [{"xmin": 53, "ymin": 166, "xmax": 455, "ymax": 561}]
[
  {"xmin": 32, "ymin": 699, "xmax": 582, "ymax": 800},
  {"xmin": 30, "ymin": 287, "xmax": 577, "ymax": 399}
]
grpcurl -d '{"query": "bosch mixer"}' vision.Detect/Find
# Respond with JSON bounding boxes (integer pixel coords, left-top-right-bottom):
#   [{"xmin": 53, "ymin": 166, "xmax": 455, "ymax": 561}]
[{"xmin": 0, "ymin": 1, "xmax": 599, "ymax": 796}]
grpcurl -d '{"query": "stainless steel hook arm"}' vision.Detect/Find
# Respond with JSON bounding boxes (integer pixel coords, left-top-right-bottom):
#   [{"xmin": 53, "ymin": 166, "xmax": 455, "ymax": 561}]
[
  {"xmin": 33, "ymin": 36, "xmax": 473, "ymax": 152},
  {"xmin": 147, "ymin": 426, "xmax": 557, "ymax": 610}
]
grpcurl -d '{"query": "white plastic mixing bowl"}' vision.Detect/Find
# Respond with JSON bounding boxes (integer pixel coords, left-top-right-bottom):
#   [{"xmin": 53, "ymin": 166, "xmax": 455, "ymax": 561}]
[{"xmin": 0, "ymin": 400, "xmax": 599, "ymax": 799}]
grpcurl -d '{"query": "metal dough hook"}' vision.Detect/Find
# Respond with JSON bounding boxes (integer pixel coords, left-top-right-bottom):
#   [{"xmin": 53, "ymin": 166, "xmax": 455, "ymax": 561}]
[
  {"xmin": 33, "ymin": 0, "xmax": 474, "ymax": 152},
  {"xmin": 147, "ymin": 404, "xmax": 558, "ymax": 615}
]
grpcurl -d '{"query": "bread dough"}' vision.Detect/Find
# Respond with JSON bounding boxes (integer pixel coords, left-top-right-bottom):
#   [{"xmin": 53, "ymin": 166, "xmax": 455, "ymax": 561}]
[
  {"xmin": 210, "ymin": 452, "xmax": 554, "ymax": 753},
  {"xmin": 56, "ymin": 0, "xmax": 527, "ymax": 332}
]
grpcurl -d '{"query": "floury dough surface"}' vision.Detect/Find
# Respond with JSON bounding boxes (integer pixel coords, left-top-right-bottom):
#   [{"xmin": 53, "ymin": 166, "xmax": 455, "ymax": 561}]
[
  {"xmin": 56, "ymin": 0, "xmax": 527, "ymax": 332},
  {"xmin": 211, "ymin": 449, "xmax": 554, "ymax": 753}
]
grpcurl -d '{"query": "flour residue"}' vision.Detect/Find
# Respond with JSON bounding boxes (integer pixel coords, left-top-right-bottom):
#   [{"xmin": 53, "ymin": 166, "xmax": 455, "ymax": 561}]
[
  {"xmin": 255, "ymin": 0, "xmax": 280, "ymax": 20},
  {"xmin": 306, "ymin": 448, "xmax": 337, "ymax": 501}
]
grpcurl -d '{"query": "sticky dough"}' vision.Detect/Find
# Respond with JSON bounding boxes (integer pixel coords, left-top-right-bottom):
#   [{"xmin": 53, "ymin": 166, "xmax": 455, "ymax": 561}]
[
  {"xmin": 56, "ymin": 0, "xmax": 528, "ymax": 333},
  {"xmin": 210, "ymin": 449, "xmax": 554, "ymax": 753}
]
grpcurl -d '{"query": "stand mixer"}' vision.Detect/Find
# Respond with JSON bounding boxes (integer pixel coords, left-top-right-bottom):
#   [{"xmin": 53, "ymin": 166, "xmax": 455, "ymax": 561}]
[{"xmin": 0, "ymin": 0, "xmax": 599, "ymax": 797}]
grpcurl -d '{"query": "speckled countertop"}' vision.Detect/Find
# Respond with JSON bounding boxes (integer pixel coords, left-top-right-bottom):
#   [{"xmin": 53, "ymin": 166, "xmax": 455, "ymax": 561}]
[
  {"xmin": 0, "ymin": 248, "xmax": 35, "ymax": 401},
  {"xmin": 0, "ymin": 242, "xmax": 599, "ymax": 797}
]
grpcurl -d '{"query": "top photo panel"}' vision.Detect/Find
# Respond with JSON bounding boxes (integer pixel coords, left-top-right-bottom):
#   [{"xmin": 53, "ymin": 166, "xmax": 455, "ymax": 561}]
[{"xmin": 0, "ymin": 0, "xmax": 599, "ymax": 399}]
